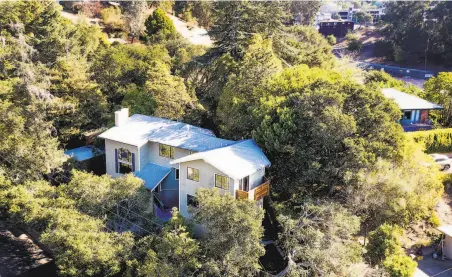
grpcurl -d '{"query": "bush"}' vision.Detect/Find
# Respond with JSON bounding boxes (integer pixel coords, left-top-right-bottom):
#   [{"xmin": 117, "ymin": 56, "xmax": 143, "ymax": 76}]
[
  {"xmin": 429, "ymin": 211, "xmax": 441, "ymax": 227},
  {"xmin": 405, "ymin": 128, "xmax": 452, "ymax": 153},
  {"xmin": 326, "ymin": 34, "xmax": 336, "ymax": 45},
  {"xmin": 383, "ymin": 254, "xmax": 417, "ymax": 277},
  {"xmin": 366, "ymin": 224, "xmax": 404, "ymax": 266},
  {"xmin": 100, "ymin": 7, "xmax": 125, "ymax": 32},
  {"xmin": 373, "ymin": 40, "xmax": 394, "ymax": 59},
  {"xmin": 348, "ymin": 38, "xmax": 363, "ymax": 52}
]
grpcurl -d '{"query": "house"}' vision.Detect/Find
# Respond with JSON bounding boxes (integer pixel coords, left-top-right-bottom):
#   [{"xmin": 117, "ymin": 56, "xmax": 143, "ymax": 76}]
[
  {"xmin": 318, "ymin": 20, "xmax": 354, "ymax": 38},
  {"xmin": 437, "ymin": 225, "xmax": 452, "ymax": 259},
  {"xmin": 381, "ymin": 88, "xmax": 443, "ymax": 132},
  {"xmin": 99, "ymin": 108, "xmax": 271, "ymax": 219}
]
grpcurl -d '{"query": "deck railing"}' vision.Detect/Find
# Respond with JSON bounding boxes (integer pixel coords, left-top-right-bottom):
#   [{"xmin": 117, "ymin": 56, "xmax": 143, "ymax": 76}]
[{"xmin": 236, "ymin": 179, "xmax": 270, "ymax": 201}]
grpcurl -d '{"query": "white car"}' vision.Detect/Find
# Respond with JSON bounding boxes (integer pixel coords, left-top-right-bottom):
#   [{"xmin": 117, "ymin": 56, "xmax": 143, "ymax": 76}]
[{"xmin": 429, "ymin": 154, "xmax": 452, "ymax": 171}]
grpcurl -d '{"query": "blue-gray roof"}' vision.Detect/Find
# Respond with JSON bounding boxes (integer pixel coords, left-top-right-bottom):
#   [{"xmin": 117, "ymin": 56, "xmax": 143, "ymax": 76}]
[
  {"xmin": 99, "ymin": 114, "xmax": 236, "ymax": 151},
  {"xmin": 64, "ymin": 146, "xmax": 104, "ymax": 162},
  {"xmin": 135, "ymin": 162, "xmax": 172, "ymax": 190},
  {"xmin": 171, "ymin": 139, "xmax": 271, "ymax": 179}
]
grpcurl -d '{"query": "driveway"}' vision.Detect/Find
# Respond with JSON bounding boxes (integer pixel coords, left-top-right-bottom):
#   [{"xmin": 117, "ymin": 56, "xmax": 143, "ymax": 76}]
[{"xmin": 416, "ymin": 256, "xmax": 452, "ymax": 277}]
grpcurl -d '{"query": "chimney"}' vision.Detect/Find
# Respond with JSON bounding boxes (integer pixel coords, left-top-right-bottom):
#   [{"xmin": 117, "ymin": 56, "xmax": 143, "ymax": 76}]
[{"xmin": 115, "ymin": 108, "xmax": 129, "ymax": 127}]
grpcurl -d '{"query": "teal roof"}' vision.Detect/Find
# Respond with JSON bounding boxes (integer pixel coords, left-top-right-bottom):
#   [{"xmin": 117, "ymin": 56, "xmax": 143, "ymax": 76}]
[{"xmin": 135, "ymin": 162, "xmax": 172, "ymax": 191}]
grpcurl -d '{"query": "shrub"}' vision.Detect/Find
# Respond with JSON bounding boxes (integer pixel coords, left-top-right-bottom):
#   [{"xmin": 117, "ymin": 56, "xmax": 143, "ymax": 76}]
[
  {"xmin": 100, "ymin": 7, "xmax": 125, "ymax": 32},
  {"xmin": 366, "ymin": 224, "xmax": 404, "ymax": 266},
  {"xmin": 326, "ymin": 34, "xmax": 336, "ymax": 45},
  {"xmin": 429, "ymin": 211, "xmax": 441, "ymax": 227},
  {"xmin": 405, "ymin": 128, "xmax": 452, "ymax": 153},
  {"xmin": 383, "ymin": 254, "xmax": 417, "ymax": 277},
  {"xmin": 373, "ymin": 40, "xmax": 394, "ymax": 59},
  {"xmin": 348, "ymin": 38, "xmax": 363, "ymax": 52}
]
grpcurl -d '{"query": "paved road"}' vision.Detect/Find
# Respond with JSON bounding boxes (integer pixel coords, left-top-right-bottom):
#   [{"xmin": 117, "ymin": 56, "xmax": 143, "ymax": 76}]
[{"xmin": 416, "ymin": 256, "xmax": 452, "ymax": 277}]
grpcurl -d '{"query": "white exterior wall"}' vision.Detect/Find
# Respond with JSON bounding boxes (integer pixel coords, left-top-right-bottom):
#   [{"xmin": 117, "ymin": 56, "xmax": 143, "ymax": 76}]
[
  {"xmin": 444, "ymin": 235, "xmax": 452, "ymax": 259},
  {"xmin": 145, "ymin": 142, "xmax": 191, "ymax": 169},
  {"xmin": 179, "ymin": 159, "xmax": 236, "ymax": 218},
  {"xmin": 105, "ymin": 139, "xmax": 140, "ymax": 178},
  {"xmin": 249, "ymin": 168, "xmax": 266, "ymax": 190}
]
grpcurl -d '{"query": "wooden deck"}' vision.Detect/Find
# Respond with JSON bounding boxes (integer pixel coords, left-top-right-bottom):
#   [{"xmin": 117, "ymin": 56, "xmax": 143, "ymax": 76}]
[{"xmin": 236, "ymin": 179, "xmax": 270, "ymax": 201}]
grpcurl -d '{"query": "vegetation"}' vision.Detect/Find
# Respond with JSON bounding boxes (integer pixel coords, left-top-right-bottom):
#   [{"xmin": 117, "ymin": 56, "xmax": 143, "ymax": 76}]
[
  {"xmin": 406, "ymin": 128, "xmax": 452, "ymax": 153},
  {"xmin": 0, "ymin": 1, "xmax": 448, "ymax": 277}
]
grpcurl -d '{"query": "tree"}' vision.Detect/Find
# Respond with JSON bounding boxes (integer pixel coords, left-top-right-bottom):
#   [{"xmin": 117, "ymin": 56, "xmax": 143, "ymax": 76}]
[
  {"xmin": 346, "ymin": 140, "xmax": 443, "ymax": 228},
  {"xmin": 123, "ymin": 1, "xmax": 148, "ymax": 42},
  {"xmin": 354, "ymin": 11, "xmax": 373, "ymax": 27},
  {"xmin": 366, "ymin": 224, "xmax": 417, "ymax": 277},
  {"xmin": 424, "ymin": 72, "xmax": 452, "ymax": 126},
  {"xmin": 209, "ymin": 1, "xmax": 285, "ymax": 58},
  {"xmin": 217, "ymin": 34, "xmax": 282, "ymax": 139},
  {"xmin": 273, "ymin": 26, "xmax": 335, "ymax": 68},
  {"xmin": 92, "ymin": 44, "xmax": 171, "ymax": 104},
  {"xmin": 289, "ymin": 1, "xmax": 321, "ymax": 25},
  {"xmin": 100, "ymin": 6, "xmax": 125, "ymax": 32},
  {"xmin": 125, "ymin": 209, "xmax": 200, "ymax": 277},
  {"xmin": 191, "ymin": 188, "xmax": 265, "ymax": 276},
  {"xmin": 146, "ymin": 60, "xmax": 191, "ymax": 120},
  {"xmin": 278, "ymin": 201, "xmax": 362, "ymax": 276},
  {"xmin": 145, "ymin": 8, "xmax": 177, "ymax": 42},
  {"xmin": 121, "ymin": 84, "xmax": 156, "ymax": 116},
  {"xmin": 252, "ymin": 65, "xmax": 405, "ymax": 198}
]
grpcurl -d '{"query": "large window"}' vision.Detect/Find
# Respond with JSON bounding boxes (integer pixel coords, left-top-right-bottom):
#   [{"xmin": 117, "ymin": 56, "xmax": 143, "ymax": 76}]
[
  {"xmin": 187, "ymin": 194, "xmax": 198, "ymax": 207},
  {"xmin": 118, "ymin": 148, "xmax": 132, "ymax": 174},
  {"xmin": 215, "ymin": 174, "xmax": 229, "ymax": 190},
  {"xmin": 239, "ymin": 176, "xmax": 249, "ymax": 192},
  {"xmin": 187, "ymin": 167, "xmax": 199, "ymax": 182},
  {"xmin": 159, "ymin": 144, "xmax": 175, "ymax": 159}
]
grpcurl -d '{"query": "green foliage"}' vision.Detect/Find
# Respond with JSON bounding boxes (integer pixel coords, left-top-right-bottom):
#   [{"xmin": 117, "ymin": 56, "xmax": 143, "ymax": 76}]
[
  {"xmin": 145, "ymin": 8, "xmax": 177, "ymax": 42},
  {"xmin": 346, "ymin": 140, "xmax": 444, "ymax": 227},
  {"xmin": 252, "ymin": 65, "xmax": 405, "ymax": 198},
  {"xmin": 373, "ymin": 40, "xmax": 395, "ymax": 59},
  {"xmin": 429, "ymin": 211, "xmax": 441, "ymax": 228},
  {"xmin": 354, "ymin": 11, "xmax": 373, "ymax": 25},
  {"xmin": 125, "ymin": 209, "xmax": 200, "ymax": 277},
  {"xmin": 41, "ymin": 208, "xmax": 134, "ymax": 277},
  {"xmin": 366, "ymin": 223, "xmax": 404, "ymax": 266},
  {"xmin": 92, "ymin": 43, "xmax": 171, "ymax": 104},
  {"xmin": 274, "ymin": 25, "xmax": 335, "ymax": 68},
  {"xmin": 348, "ymin": 38, "xmax": 363, "ymax": 52},
  {"xmin": 383, "ymin": 254, "xmax": 417, "ymax": 277},
  {"xmin": 278, "ymin": 201, "xmax": 362, "ymax": 276},
  {"xmin": 191, "ymin": 188, "xmax": 265, "ymax": 276},
  {"xmin": 406, "ymin": 128, "xmax": 452, "ymax": 153},
  {"xmin": 424, "ymin": 72, "xmax": 452, "ymax": 126},
  {"xmin": 217, "ymin": 34, "xmax": 282, "ymax": 139},
  {"xmin": 326, "ymin": 34, "xmax": 336, "ymax": 45},
  {"xmin": 100, "ymin": 7, "xmax": 125, "ymax": 32},
  {"xmin": 121, "ymin": 84, "xmax": 156, "ymax": 116},
  {"xmin": 175, "ymin": 1, "xmax": 213, "ymax": 28},
  {"xmin": 364, "ymin": 70, "xmax": 424, "ymax": 96},
  {"xmin": 289, "ymin": 1, "xmax": 321, "ymax": 25},
  {"xmin": 123, "ymin": 1, "xmax": 148, "ymax": 42}
]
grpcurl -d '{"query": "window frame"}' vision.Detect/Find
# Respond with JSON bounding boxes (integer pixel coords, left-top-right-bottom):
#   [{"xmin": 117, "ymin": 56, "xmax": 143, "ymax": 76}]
[
  {"xmin": 187, "ymin": 167, "xmax": 200, "ymax": 182},
  {"xmin": 187, "ymin": 194, "xmax": 198, "ymax": 208},
  {"xmin": 159, "ymin": 144, "xmax": 175, "ymax": 159},
  {"xmin": 215, "ymin": 173, "xmax": 229, "ymax": 190},
  {"xmin": 117, "ymin": 148, "xmax": 133, "ymax": 174},
  {"xmin": 175, "ymin": 168, "xmax": 179, "ymax": 180}
]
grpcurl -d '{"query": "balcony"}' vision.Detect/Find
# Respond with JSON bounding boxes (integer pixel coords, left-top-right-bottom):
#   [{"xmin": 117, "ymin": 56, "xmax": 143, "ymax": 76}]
[{"xmin": 236, "ymin": 179, "xmax": 270, "ymax": 201}]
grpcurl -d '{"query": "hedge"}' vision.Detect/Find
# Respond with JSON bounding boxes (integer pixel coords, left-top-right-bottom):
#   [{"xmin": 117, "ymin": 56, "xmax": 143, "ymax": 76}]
[{"xmin": 406, "ymin": 128, "xmax": 452, "ymax": 153}]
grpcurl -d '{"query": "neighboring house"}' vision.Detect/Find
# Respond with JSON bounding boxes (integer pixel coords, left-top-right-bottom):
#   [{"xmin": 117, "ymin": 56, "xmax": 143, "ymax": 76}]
[
  {"xmin": 381, "ymin": 88, "xmax": 443, "ymax": 132},
  {"xmin": 99, "ymin": 108, "xmax": 271, "ymax": 219},
  {"xmin": 318, "ymin": 20, "xmax": 354, "ymax": 38}
]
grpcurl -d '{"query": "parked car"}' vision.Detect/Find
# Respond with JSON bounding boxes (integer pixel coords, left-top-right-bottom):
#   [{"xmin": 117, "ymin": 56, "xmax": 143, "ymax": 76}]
[{"xmin": 429, "ymin": 154, "xmax": 452, "ymax": 171}]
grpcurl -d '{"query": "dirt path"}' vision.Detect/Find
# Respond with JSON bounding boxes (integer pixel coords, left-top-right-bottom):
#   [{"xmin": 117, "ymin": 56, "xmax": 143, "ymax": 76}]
[{"xmin": 0, "ymin": 220, "xmax": 54, "ymax": 277}]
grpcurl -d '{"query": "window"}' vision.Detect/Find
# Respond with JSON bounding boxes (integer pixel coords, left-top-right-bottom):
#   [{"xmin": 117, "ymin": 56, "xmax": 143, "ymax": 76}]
[
  {"xmin": 187, "ymin": 194, "xmax": 198, "ymax": 207},
  {"xmin": 189, "ymin": 150, "xmax": 196, "ymax": 155},
  {"xmin": 215, "ymin": 174, "xmax": 229, "ymax": 190},
  {"xmin": 175, "ymin": 169, "xmax": 179, "ymax": 180},
  {"xmin": 403, "ymin": 110, "xmax": 412, "ymax": 120},
  {"xmin": 118, "ymin": 148, "xmax": 132, "ymax": 174},
  {"xmin": 239, "ymin": 176, "xmax": 249, "ymax": 192},
  {"xmin": 159, "ymin": 144, "xmax": 174, "ymax": 159},
  {"xmin": 187, "ymin": 167, "xmax": 199, "ymax": 182}
]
